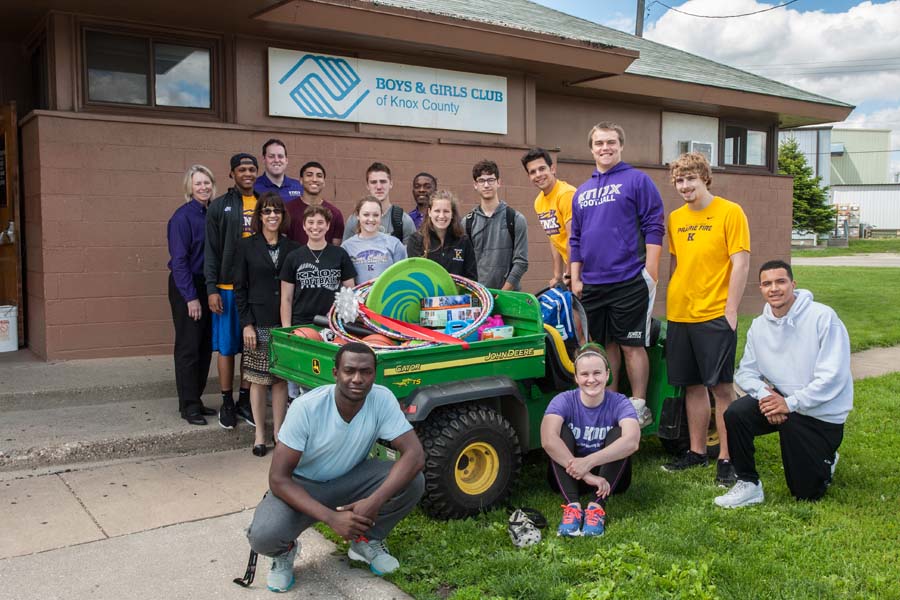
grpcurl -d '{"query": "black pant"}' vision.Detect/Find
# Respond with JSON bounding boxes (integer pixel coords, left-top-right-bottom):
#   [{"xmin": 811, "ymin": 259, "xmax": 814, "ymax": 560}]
[
  {"xmin": 168, "ymin": 273, "xmax": 212, "ymax": 417},
  {"xmin": 547, "ymin": 425, "xmax": 632, "ymax": 504},
  {"xmin": 725, "ymin": 394, "xmax": 843, "ymax": 501}
]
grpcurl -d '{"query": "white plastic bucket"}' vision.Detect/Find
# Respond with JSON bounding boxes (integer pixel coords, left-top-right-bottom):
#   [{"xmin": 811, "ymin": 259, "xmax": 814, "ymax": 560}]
[{"xmin": 0, "ymin": 305, "xmax": 18, "ymax": 352}]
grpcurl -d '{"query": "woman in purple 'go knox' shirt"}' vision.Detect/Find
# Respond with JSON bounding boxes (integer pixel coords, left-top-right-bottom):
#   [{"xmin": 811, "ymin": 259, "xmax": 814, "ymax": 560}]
[
  {"xmin": 167, "ymin": 165, "xmax": 217, "ymax": 426},
  {"xmin": 540, "ymin": 343, "xmax": 641, "ymax": 537}
]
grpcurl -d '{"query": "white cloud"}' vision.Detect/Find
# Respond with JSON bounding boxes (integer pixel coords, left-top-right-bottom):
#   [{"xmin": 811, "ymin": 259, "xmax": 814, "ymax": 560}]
[
  {"xmin": 645, "ymin": 0, "xmax": 900, "ymax": 106},
  {"xmin": 603, "ymin": 15, "xmax": 636, "ymax": 33},
  {"xmin": 645, "ymin": 1, "xmax": 900, "ymax": 176}
]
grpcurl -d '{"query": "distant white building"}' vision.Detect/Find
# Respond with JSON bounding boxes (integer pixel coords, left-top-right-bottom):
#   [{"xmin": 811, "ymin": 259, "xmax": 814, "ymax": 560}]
[{"xmin": 780, "ymin": 127, "xmax": 899, "ymax": 239}]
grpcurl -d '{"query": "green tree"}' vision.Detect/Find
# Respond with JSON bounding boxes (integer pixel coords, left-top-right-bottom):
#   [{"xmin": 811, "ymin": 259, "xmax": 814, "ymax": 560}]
[{"xmin": 778, "ymin": 137, "xmax": 836, "ymax": 234}]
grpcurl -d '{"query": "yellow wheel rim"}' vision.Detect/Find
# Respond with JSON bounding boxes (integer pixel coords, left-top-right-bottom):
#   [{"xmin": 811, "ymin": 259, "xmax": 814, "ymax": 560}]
[{"xmin": 454, "ymin": 442, "xmax": 500, "ymax": 496}]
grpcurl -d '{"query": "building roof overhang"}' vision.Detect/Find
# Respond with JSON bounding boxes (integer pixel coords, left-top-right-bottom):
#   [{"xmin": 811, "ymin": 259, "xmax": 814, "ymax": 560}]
[
  {"xmin": 253, "ymin": 0, "xmax": 638, "ymax": 82},
  {"xmin": 571, "ymin": 73, "xmax": 853, "ymax": 128}
]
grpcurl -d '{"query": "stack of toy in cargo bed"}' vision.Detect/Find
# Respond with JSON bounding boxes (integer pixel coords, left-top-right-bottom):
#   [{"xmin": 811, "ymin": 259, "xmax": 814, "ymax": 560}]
[
  {"xmin": 276, "ymin": 258, "xmax": 495, "ymax": 351},
  {"xmin": 417, "ymin": 293, "xmax": 515, "ymax": 343}
]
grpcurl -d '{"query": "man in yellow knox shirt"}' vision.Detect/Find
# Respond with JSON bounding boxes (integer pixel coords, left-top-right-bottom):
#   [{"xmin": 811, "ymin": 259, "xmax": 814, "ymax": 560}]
[
  {"xmin": 662, "ymin": 152, "xmax": 750, "ymax": 487},
  {"xmin": 521, "ymin": 148, "xmax": 577, "ymax": 288}
]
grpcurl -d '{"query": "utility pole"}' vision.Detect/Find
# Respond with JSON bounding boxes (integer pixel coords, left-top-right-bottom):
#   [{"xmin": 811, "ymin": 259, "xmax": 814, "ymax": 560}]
[{"xmin": 635, "ymin": 0, "xmax": 645, "ymax": 37}]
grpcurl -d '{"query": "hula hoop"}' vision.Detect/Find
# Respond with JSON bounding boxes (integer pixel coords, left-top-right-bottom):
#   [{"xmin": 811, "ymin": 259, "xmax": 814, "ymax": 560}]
[{"xmin": 327, "ymin": 274, "xmax": 494, "ymax": 350}]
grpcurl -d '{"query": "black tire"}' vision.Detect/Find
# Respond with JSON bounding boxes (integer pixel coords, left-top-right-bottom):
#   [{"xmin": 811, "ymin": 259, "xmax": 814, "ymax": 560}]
[{"xmin": 416, "ymin": 405, "xmax": 522, "ymax": 520}]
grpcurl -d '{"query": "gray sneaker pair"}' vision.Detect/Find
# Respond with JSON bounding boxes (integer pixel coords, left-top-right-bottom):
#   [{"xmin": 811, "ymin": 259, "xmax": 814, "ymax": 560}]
[{"xmin": 266, "ymin": 536, "xmax": 400, "ymax": 592}]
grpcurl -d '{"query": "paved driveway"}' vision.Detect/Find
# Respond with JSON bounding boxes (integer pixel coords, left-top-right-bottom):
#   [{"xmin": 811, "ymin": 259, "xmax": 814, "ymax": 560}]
[{"xmin": 791, "ymin": 253, "xmax": 900, "ymax": 267}]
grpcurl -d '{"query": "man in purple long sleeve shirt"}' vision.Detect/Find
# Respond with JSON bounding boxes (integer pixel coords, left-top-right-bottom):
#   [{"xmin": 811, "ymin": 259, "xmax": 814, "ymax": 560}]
[{"xmin": 569, "ymin": 122, "xmax": 664, "ymax": 418}]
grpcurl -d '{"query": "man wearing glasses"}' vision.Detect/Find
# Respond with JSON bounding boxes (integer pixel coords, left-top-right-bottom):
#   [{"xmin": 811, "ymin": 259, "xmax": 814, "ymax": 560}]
[
  {"xmin": 465, "ymin": 159, "xmax": 529, "ymax": 290},
  {"xmin": 253, "ymin": 138, "xmax": 303, "ymax": 204}
]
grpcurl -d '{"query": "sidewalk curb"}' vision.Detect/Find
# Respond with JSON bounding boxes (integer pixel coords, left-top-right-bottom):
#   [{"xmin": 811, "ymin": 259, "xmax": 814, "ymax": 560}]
[{"xmin": 0, "ymin": 426, "xmax": 258, "ymax": 472}]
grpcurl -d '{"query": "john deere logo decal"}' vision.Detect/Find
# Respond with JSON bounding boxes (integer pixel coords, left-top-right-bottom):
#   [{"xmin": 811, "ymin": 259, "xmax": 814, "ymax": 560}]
[
  {"xmin": 312, "ymin": 358, "xmax": 321, "ymax": 374},
  {"xmin": 278, "ymin": 54, "xmax": 369, "ymax": 120}
]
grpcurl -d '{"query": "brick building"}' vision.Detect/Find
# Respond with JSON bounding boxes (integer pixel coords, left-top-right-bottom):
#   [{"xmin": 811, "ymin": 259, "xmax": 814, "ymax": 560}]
[{"xmin": 0, "ymin": 0, "xmax": 852, "ymax": 359}]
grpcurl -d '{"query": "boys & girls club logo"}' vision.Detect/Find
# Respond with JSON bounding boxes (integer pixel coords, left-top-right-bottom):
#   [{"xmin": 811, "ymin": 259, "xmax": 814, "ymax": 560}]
[{"xmin": 277, "ymin": 54, "xmax": 369, "ymax": 120}]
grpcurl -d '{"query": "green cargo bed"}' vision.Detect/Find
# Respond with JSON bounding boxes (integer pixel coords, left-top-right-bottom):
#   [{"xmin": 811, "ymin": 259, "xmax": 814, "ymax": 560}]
[{"xmin": 269, "ymin": 290, "xmax": 548, "ymax": 399}]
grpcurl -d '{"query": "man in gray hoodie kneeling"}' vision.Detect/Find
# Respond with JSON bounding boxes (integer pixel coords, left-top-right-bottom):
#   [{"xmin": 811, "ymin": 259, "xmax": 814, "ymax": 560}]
[{"xmin": 715, "ymin": 259, "xmax": 853, "ymax": 508}]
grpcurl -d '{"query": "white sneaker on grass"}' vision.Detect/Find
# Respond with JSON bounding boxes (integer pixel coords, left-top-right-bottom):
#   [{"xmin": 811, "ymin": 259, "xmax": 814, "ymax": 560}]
[
  {"xmin": 267, "ymin": 540, "xmax": 299, "ymax": 593},
  {"xmin": 714, "ymin": 480, "xmax": 764, "ymax": 508},
  {"xmin": 826, "ymin": 452, "xmax": 840, "ymax": 486},
  {"xmin": 348, "ymin": 537, "xmax": 400, "ymax": 575},
  {"xmin": 629, "ymin": 397, "xmax": 653, "ymax": 428}
]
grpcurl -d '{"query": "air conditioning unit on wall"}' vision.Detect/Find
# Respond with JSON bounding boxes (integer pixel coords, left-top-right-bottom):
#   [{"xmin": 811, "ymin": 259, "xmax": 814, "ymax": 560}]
[{"xmin": 678, "ymin": 140, "xmax": 714, "ymax": 163}]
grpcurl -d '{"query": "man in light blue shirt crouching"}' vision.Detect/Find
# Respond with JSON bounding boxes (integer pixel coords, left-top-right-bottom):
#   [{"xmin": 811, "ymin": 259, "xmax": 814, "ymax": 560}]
[{"xmin": 246, "ymin": 342, "xmax": 425, "ymax": 592}]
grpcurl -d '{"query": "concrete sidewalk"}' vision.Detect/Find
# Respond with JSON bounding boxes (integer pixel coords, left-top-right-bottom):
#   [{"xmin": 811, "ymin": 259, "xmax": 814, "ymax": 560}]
[
  {"xmin": 0, "ymin": 448, "xmax": 412, "ymax": 600},
  {"xmin": 2, "ymin": 343, "xmax": 899, "ymax": 599},
  {"xmin": 791, "ymin": 253, "xmax": 900, "ymax": 267}
]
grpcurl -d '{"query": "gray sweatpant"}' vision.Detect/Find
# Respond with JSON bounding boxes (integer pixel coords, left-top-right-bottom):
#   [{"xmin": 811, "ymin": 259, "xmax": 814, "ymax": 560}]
[{"xmin": 247, "ymin": 458, "xmax": 424, "ymax": 557}]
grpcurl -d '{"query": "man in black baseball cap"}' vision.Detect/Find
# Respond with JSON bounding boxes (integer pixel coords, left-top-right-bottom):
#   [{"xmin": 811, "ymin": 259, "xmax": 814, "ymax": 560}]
[{"xmin": 204, "ymin": 153, "xmax": 260, "ymax": 429}]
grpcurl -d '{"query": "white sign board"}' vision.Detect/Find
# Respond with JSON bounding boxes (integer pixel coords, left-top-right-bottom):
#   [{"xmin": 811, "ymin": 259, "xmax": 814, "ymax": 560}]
[{"xmin": 268, "ymin": 48, "xmax": 507, "ymax": 134}]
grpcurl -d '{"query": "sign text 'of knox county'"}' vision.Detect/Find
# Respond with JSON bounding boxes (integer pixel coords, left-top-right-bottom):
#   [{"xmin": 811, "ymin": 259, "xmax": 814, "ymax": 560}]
[{"xmin": 268, "ymin": 48, "xmax": 508, "ymax": 135}]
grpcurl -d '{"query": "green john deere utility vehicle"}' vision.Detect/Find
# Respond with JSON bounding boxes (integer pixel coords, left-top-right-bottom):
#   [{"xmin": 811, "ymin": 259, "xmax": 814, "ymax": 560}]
[{"xmin": 270, "ymin": 289, "xmax": 698, "ymax": 520}]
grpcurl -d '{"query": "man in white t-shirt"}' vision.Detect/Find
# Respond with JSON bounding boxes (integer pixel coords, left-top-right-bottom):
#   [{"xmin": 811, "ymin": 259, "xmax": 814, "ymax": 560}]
[{"xmin": 246, "ymin": 343, "xmax": 425, "ymax": 592}]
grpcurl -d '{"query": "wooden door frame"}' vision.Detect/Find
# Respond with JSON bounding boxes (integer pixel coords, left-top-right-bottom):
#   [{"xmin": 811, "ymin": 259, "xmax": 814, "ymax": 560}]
[{"xmin": 1, "ymin": 102, "xmax": 24, "ymax": 347}]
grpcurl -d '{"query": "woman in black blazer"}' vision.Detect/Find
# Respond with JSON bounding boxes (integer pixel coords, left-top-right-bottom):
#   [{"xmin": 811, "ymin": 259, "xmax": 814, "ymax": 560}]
[{"xmin": 234, "ymin": 192, "xmax": 299, "ymax": 457}]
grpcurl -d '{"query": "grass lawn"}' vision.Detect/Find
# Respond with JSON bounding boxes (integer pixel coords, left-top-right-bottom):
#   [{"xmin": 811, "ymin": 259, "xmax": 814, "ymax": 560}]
[
  {"xmin": 735, "ymin": 266, "xmax": 900, "ymax": 356},
  {"xmin": 792, "ymin": 238, "xmax": 900, "ymax": 257},
  {"xmin": 345, "ymin": 265, "xmax": 900, "ymax": 599},
  {"xmin": 374, "ymin": 372, "xmax": 900, "ymax": 600}
]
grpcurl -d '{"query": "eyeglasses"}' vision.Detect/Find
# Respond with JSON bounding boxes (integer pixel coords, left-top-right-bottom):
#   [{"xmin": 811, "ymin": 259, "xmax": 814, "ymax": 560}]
[
  {"xmin": 261, "ymin": 207, "xmax": 283, "ymax": 215},
  {"xmin": 476, "ymin": 177, "xmax": 498, "ymax": 186}
]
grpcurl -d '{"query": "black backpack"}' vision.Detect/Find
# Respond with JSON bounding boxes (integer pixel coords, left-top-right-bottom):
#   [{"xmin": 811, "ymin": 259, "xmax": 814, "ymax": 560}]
[
  {"xmin": 389, "ymin": 205, "xmax": 404, "ymax": 241},
  {"xmin": 465, "ymin": 205, "xmax": 517, "ymax": 251}
]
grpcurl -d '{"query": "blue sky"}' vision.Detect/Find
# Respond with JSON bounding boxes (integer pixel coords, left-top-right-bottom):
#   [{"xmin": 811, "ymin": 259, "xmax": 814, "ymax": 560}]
[
  {"xmin": 534, "ymin": 0, "xmax": 900, "ymax": 175},
  {"xmin": 533, "ymin": 0, "xmax": 890, "ymax": 30}
]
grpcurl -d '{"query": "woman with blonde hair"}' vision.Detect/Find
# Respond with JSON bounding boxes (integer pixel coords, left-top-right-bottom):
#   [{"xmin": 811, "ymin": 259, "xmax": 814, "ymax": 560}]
[
  {"xmin": 405, "ymin": 190, "xmax": 477, "ymax": 279},
  {"xmin": 167, "ymin": 165, "xmax": 217, "ymax": 425}
]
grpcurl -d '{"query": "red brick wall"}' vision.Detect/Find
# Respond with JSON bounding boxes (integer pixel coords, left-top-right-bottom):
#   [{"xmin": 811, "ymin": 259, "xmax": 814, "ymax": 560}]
[{"xmin": 23, "ymin": 113, "xmax": 790, "ymax": 359}]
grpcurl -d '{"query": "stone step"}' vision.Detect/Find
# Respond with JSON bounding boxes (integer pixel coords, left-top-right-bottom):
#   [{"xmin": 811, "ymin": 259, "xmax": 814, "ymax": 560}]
[
  {"xmin": 0, "ymin": 395, "xmax": 268, "ymax": 473},
  {"xmin": 0, "ymin": 353, "xmax": 233, "ymax": 411}
]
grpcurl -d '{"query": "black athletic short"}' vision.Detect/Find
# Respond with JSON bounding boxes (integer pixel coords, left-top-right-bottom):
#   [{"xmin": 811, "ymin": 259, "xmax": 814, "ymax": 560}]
[
  {"xmin": 580, "ymin": 269, "xmax": 655, "ymax": 347},
  {"xmin": 666, "ymin": 317, "xmax": 736, "ymax": 387}
]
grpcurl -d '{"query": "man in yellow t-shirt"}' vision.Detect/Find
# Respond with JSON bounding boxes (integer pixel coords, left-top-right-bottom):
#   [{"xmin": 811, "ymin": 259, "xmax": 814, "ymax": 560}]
[
  {"xmin": 521, "ymin": 148, "xmax": 576, "ymax": 288},
  {"xmin": 662, "ymin": 152, "xmax": 750, "ymax": 487}
]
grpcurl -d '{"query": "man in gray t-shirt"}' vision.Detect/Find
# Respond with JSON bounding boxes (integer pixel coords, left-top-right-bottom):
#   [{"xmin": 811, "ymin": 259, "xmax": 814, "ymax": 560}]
[
  {"xmin": 466, "ymin": 159, "xmax": 529, "ymax": 290},
  {"xmin": 343, "ymin": 162, "xmax": 416, "ymax": 244}
]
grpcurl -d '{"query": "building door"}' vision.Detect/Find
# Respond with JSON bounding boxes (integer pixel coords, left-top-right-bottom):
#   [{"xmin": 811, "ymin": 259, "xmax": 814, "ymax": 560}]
[{"xmin": 0, "ymin": 102, "xmax": 22, "ymax": 346}]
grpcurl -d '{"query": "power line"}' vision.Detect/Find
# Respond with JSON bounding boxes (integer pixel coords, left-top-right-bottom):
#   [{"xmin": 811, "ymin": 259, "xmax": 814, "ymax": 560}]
[
  {"xmin": 648, "ymin": 0, "xmax": 800, "ymax": 19},
  {"xmin": 748, "ymin": 66, "xmax": 900, "ymax": 76},
  {"xmin": 733, "ymin": 56, "xmax": 900, "ymax": 68}
]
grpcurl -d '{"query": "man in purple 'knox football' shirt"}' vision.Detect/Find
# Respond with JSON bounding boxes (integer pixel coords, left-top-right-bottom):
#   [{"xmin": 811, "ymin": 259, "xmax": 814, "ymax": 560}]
[
  {"xmin": 569, "ymin": 122, "xmax": 664, "ymax": 425},
  {"xmin": 541, "ymin": 343, "xmax": 640, "ymax": 537}
]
